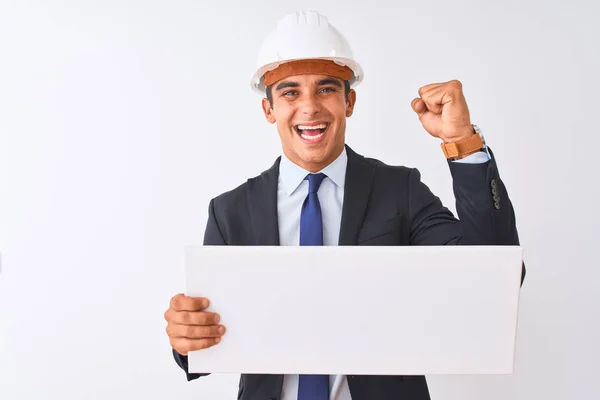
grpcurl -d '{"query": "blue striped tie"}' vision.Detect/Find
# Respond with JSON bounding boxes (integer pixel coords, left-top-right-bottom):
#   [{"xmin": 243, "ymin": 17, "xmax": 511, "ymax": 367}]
[{"xmin": 298, "ymin": 172, "xmax": 329, "ymax": 400}]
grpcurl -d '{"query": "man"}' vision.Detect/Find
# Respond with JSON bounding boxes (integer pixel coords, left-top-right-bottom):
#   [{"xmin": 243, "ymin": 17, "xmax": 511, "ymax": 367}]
[{"xmin": 164, "ymin": 10, "xmax": 524, "ymax": 400}]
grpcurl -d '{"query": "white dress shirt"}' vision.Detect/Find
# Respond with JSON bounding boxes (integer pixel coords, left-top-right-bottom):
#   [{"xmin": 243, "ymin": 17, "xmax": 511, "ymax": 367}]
[
  {"xmin": 278, "ymin": 148, "xmax": 351, "ymax": 400},
  {"xmin": 276, "ymin": 146, "xmax": 489, "ymax": 400}
]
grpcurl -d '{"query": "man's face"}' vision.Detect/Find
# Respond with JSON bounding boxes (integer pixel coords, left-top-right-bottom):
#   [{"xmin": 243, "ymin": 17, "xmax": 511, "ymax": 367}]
[{"xmin": 262, "ymin": 74, "xmax": 356, "ymax": 172}]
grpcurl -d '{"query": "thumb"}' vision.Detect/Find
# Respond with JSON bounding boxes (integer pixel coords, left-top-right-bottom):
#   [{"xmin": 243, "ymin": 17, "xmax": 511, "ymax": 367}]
[{"xmin": 411, "ymin": 98, "xmax": 427, "ymax": 118}]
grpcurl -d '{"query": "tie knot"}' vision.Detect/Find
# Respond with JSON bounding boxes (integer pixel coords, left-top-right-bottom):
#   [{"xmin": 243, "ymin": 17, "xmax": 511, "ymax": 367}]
[{"xmin": 305, "ymin": 173, "xmax": 326, "ymax": 194}]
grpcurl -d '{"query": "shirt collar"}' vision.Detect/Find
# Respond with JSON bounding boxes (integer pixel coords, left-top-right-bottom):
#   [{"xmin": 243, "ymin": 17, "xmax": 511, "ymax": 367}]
[{"xmin": 279, "ymin": 147, "xmax": 348, "ymax": 196}]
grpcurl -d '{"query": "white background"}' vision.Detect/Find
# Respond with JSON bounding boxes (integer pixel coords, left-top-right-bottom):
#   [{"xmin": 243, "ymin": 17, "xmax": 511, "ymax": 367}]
[{"xmin": 0, "ymin": 0, "xmax": 598, "ymax": 399}]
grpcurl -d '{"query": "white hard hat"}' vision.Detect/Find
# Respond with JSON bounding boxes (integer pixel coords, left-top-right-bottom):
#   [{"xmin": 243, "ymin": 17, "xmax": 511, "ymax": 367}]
[{"xmin": 250, "ymin": 11, "xmax": 364, "ymax": 94}]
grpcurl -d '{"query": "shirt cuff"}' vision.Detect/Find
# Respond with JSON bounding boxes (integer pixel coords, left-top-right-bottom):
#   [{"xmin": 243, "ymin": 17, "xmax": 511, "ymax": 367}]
[{"xmin": 451, "ymin": 149, "xmax": 490, "ymax": 164}]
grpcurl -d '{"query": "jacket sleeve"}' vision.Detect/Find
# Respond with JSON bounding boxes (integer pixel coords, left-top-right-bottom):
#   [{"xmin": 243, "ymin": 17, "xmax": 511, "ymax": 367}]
[
  {"xmin": 172, "ymin": 198, "xmax": 226, "ymax": 381},
  {"xmin": 408, "ymin": 148, "xmax": 526, "ymax": 284}
]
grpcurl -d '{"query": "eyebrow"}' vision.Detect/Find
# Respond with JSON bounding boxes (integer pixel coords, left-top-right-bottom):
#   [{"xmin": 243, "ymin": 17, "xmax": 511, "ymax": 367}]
[
  {"xmin": 274, "ymin": 78, "xmax": 343, "ymax": 92},
  {"xmin": 275, "ymin": 81, "xmax": 300, "ymax": 91},
  {"xmin": 317, "ymin": 78, "xmax": 343, "ymax": 88}
]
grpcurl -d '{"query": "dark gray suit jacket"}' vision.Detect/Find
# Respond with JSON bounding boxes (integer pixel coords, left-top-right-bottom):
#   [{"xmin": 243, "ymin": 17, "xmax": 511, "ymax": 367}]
[{"xmin": 172, "ymin": 145, "xmax": 525, "ymax": 400}]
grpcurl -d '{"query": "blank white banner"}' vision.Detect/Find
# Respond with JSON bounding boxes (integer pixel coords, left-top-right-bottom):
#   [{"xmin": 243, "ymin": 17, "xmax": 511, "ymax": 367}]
[{"xmin": 185, "ymin": 246, "xmax": 523, "ymax": 375}]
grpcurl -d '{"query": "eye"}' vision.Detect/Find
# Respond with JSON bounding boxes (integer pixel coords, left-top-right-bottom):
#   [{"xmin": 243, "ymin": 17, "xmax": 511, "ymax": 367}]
[
  {"xmin": 319, "ymin": 87, "xmax": 337, "ymax": 93},
  {"xmin": 282, "ymin": 90, "xmax": 299, "ymax": 97}
]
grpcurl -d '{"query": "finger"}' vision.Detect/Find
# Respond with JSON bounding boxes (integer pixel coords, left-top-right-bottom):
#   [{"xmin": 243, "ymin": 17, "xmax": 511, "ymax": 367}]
[
  {"xmin": 419, "ymin": 86, "xmax": 447, "ymax": 115},
  {"xmin": 167, "ymin": 322, "xmax": 226, "ymax": 339},
  {"xmin": 411, "ymin": 98, "xmax": 427, "ymax": 117},
  {"xmin": 429, "ymin": 80, "xmax": 465, "ymax": 105},
  {"xmin": 170, "ymin": 293, "xmax": 210, "ymax": 311},
  {"xmin": 446, "ymin": 80, "xmax": 467, "ymax": 104},
  {"xmin": 168, "ymin": 310, "xmax": 221, "ymax": 326},
  {"xmin": 170, "ymin": 337, "xmax": 222, "ymax": 356},
  {"xmin": 418, "ymin": 82, "xmax": 444, "ymax": 97}
]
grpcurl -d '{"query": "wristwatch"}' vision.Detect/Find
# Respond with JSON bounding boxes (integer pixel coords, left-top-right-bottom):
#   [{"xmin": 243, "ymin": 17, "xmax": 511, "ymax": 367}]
[{"xmin": 441, "ymin": 124, "xmax": 486, "ymax": 160}]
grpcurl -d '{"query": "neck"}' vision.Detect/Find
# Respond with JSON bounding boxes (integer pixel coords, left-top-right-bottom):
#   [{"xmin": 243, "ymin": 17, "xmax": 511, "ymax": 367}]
[{"xmin": 285, "ymin": 144, "xmax": 345, "ymax": 173}]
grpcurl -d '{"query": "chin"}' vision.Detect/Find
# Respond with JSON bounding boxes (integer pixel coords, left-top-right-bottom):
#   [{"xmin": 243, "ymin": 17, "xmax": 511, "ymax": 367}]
[
  {"xmin": 299, "ymin": 145, "xmax": 328, "ymax": 159},
  {"xmin": 295, "ymin": 147, "xmax": 333, "ymax": 167}
]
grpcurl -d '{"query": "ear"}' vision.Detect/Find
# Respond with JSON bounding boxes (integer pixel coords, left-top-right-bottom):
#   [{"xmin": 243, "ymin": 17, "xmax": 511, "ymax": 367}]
[
  {"xmin": 345, "ymin": 89, "xmax": 357, "ymax": 117},
  {"xmin": 262, "ymin": 98, "xmax": 276, "ymax": 123}
]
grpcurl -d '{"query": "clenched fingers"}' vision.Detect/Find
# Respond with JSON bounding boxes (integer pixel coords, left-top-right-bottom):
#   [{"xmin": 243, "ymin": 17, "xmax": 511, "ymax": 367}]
[
  {"xmin": 164, "ymin": 308, "xmax": 220, "ymax": 325},
  {"xmin": 416, "ymin": 80, "xmax": 465, "ymax": 114},
  {"xmin": 170, "ymin": 337, "xmax": 222, "ymax": 356},
  {"xmin": 166, "ymin": 323, "xmax": 226, "ymax": 339},
  {"xmin": 418, "ymin": 80, "xmax": 462, "ymax": 97},
  {"xmin": 418, "ymin": 82, "xmax": 443, "ymax": 96},
  {"xmin": 170, "ymin": 293, "xmax": 210, "ymax": 311}
]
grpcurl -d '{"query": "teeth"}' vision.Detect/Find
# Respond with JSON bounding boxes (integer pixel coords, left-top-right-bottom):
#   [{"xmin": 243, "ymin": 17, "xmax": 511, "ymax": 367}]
[
  {"xmin": 297, "ymin": 123, "xmax": 327, "ymax": 130},
  {"xmin": 300, "ymin": 132, "xmax": 324, "ymax": 141}
]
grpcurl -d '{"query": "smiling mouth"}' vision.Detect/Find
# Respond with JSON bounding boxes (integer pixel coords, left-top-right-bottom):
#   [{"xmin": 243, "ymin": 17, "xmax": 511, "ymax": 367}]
[{"xmin": 294, "ymin": 123, "xmax": 329, "ymax": 141}]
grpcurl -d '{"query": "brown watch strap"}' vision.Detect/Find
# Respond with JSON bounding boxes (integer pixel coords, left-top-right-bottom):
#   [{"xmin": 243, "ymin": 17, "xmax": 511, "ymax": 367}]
[{"xmin": 441, "ymin": 132, "xmax": 484, "ymax": 159}]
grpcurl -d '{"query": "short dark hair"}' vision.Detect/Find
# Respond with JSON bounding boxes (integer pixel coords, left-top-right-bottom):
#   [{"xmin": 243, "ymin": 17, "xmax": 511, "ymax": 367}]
[{"xmin": 266, "ymin": 79, "xmax": 352, "ymax": 109}]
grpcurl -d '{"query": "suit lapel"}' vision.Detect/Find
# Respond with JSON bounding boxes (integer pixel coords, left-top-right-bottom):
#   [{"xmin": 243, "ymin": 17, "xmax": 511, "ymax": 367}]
[
  {"xmin": 338, "ymin": 145, "xmax": 376, "ymax": 245},
  {"xmin": 246, "ymin": 146, "xmax": 375, "ymax": 246},
  {"xmin": 244, "ymin": 158, "xmax": 284, "ymax": 396},
  {"xmin": 241, "ymin": 374, "xmax": 284, "ymax": 400},
  {"xmin": 247, "ymin": 157, "xmax": 281, "ymax": 246}
]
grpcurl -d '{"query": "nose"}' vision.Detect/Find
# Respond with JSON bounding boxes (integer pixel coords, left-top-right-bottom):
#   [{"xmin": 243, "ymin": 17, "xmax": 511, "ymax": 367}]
[{"xmin": 298, "ymin": 93, "xmax": 321, "ymax": 116}]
